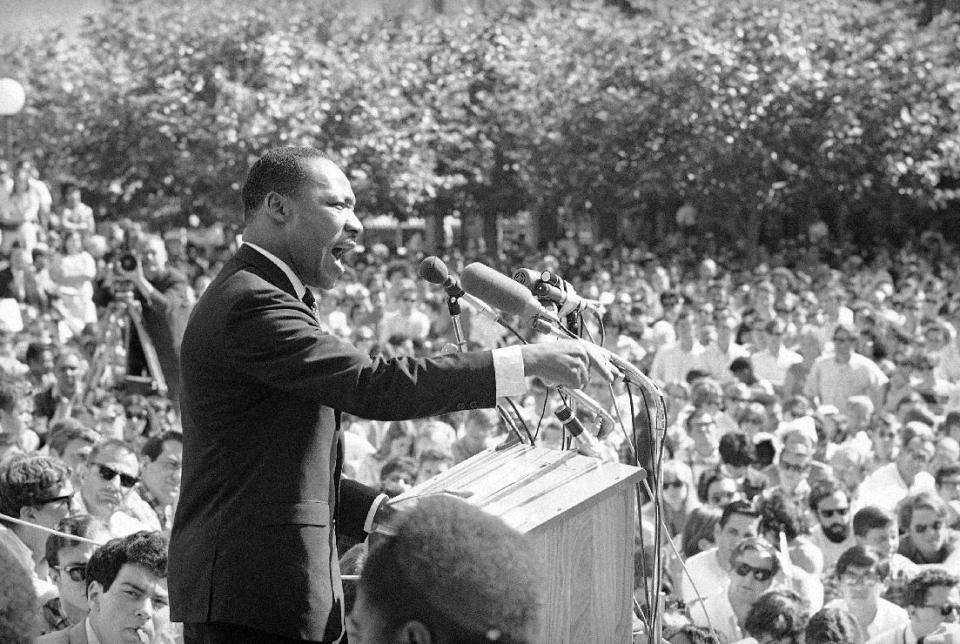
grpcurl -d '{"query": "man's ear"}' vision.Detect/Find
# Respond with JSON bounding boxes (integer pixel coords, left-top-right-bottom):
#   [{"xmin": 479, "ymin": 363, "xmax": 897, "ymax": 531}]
[
  {"xmin": 18, "ymin": 504, "xmax": 37, "ymax": 521},
  {"xmin": 264, "ymin": 192, "xmax": 288, "ymax": 224},
  {"xmin": 87, "ymin": 580, "xmax": 103, "ymax": 612},
  {"xmin": 394, "ymin": 620, "xmax": 431, "ymax": 644}
]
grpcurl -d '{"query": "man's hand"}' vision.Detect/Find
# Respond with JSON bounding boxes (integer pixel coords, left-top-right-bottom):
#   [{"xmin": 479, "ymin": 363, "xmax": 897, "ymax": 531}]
[{"xmin": 520, "ymin": 340, "xmax": 619, "ymax": 389}]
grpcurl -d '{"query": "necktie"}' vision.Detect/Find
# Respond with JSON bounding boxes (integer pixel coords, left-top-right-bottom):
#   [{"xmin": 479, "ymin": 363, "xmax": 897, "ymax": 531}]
[{"xmin": 302, "ymin": 289, "xmax": 320, "ymax": 325}]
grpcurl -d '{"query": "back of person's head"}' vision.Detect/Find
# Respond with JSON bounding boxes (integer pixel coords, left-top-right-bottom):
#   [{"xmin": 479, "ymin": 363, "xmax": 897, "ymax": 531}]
[
  {"xmin": 45, "ymin": 515, "xmax": 108, "ymax": 567},
  {"xmin": 853, "ymin": 505, "xmax": 895, "ymax": 537},
  {"xmin": 86, "ymin": 531, "xmax": 168, "ymax": 594},
  {"xmin": 359, "ymin": 496, "xmax": 542, "ymax": 643},
  {"xmin": 0, "ymin": 454, "xmax": 70, "ymax": 518},
  {"xmin": 898, "ymin": 491, "xmax": 947, "ymax": 530},
  {"xmin": 681, "ymin": 505, "xmax": 722, "ymax": 558},
  {"xmin": 756, "ymin": 490, "xmax": 804, "ymax": 541},
  {"xmin": 743, "ymin": 589, "xmax": 808, "ymax": 643},
  {"xmin": 47, "ymin": 419, "xmax": 99, "ymax": 457},
  {"xmin": 835, "ymin": 545, "xmax": 883, "ymax": 579},
  {"xmin": 140, "ymin": 431, "xmax": 183, "ymax": 462},
  {"xmin": 902, "ymin": 568, "xmax": 960, "ymax": 608},
  {"xmin": 0, "ymin": 542, "xmax": 38, "ymax": 643},
  {"xmin": 718, "ymin": 432, "xmax": 753, "ymax": 468},
  {"xmin": 804, "ymin": 606, "xmax": 863, "ymax": 644},
  {"xmin": 720, "ymin": 499, "xmax": 759, "ymax": 529}
]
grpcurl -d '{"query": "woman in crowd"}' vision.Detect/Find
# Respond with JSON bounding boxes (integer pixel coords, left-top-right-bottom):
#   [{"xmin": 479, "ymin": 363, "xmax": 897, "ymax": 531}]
[
  {"xmin": 646, "ymin": 460, "xmax": 700, "ymax": 539},
  {"xmin": 50, "ymin": 230, "xmax": 97, "ymax": 338}
]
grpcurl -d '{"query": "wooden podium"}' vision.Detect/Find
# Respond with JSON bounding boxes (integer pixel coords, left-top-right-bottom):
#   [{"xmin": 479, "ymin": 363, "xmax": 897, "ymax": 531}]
[{"xmin": 393, "ymin": 443, "xmax": 645, "ymax": 643}]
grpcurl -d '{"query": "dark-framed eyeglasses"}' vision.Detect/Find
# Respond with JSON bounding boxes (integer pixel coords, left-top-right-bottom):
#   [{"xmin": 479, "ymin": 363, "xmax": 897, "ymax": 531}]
[
  {"xmin": 92, "ymin": 463, "xmax": 138, "ymax": 489},
  {"xmin": 54, "ymin": 563, "xmax": 87, "ymax": 583},
  {"xmin": 733, "ymin": 561, "xmax": 775, "ymax": 582},
  {"xmin": 819, "ymin": 507, "xmax": 849, "ymax": 519},
  {"xmin": 779, "ymin": 461, "xmax": 810, "ymax": 474},
  {"xmin": 923, "ymin": 603, "xmax": 960, "ymax": 617},
  {"xmin": 913, "ymin": 520, "xmax": 944, "ymax": 534},
  {"xmin": 833, "ymin": 336, "xmax": 856, "ymax": 343},
  {"xmin": 35, "ymin": 492, "xmax": 73, "ymax": 507},
  {"xmin": 840, "ymin": 571, "xmax": 880, "ymax": 586}
]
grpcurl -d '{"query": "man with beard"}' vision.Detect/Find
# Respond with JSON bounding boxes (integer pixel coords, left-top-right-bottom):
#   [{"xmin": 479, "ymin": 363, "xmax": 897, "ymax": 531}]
[
  {"xmin": 810, "ymin": 480, "xmax": 857, "ymax": 572},
  {"xmin": 688, "ymin": 536, "xmax": 781, "ymax": 643},
  {"xmin": 825, "ymin": 546, "xmax": 909, "ymax": 641}
]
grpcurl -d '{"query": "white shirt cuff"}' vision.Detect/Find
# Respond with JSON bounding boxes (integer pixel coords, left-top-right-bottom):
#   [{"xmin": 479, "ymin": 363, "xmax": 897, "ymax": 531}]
[
  {"xmin": 364, "ymin": 493, "xmax": 390, "ymax": 534},
  {"xmin": 492, "ymin": 345, "xmax": 526, "ymax": 398}
]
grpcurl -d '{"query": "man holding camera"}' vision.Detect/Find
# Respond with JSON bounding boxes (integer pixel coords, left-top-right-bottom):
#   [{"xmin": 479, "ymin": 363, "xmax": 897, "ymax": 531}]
[{"xmin": 101, "ymin": 235, "xmax": 192, "ymax": 404}]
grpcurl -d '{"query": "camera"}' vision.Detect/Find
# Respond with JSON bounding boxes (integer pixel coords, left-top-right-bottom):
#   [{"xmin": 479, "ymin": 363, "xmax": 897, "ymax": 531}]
[{"xmin": 119, "ymin": 253, "xmax": 138, "ymax": 272}]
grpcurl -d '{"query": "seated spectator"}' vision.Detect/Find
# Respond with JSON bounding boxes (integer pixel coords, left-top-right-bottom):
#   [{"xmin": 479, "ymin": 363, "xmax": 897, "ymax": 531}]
[
  {"xmin": 809, "ymin": 480, "xmax": 856, "ymax": 571},
  {"xmin": 698, "ymin": 470, "xmax": 741, "ymax": 508},
  {"xmin": 679, "ymin": 500, "xmax": 760, "ymax": 603},
  {"xmin": 935, "ymin": 463, "xmax": 960, "ymax": 529},
  {"xmin": 750, "ymin": 319, "xmax": 803, "ymax": 391},
  {"xmin": 348, "ymin": 496, "xmax": 542, "ymax": 644},
  {"xmin": 825, "ymin": 546, "xmax": 909, "ymax": 641},
  {"xmin": 742, "ymin": 588, "xmax": 809, "ymax": 644},
  {"xmin": 38, "ymin": 530, "xmax": 171, "ymax": 644},
  {"xmin": 41, "ymin": 515, "xmax": 110, "ymax": 633},
  {"xmin": 805, "ymin": 605, "xmax": 864, "ymax": 644},
  {"xmin": 379, "ymin": 456, "xmax": 417, "ymax": 498},
  {"xmin": 46, "ymin": 419, "xmax": 99, "ymax": 491},
  {"xmin": 682, "ymin": 409, "xmax": 722, "ymax": 482},
  {"xmin": 897, "ymin": 492, "xmax": 960, "ymax": 571},
  {"xmin": 124, "ymin": 431, "xmax": 182, "ymax": 533},
  {"xmin": 78, "ymin": 439, "xmax": 150, "ymax": 537},
  {"xmin": 853, "ymin": 506, "xmax": 920, "ymax": 606},
  {"xmin": 0, "ymin": 454, "xmax": 76, "ymax": 600},
  {"xmin": 865, "ymin": 569, "xmax": 960, "ymax": 644},
  {"xmin": 416, "ymin": 448, "xmax": 453, "ymax": 482},
  {"xmin": 33, "ymin": 347, "xmax": 86, "ymax": 425},
  {"xmin": 856, "ymin": 421, "xmax": 936, "ymax": 514},
  {"xmin": 716, "ymin": 432, "xmax": 767, "ymax": 500},
  {"xmin": 688, "ymin": 536, "xmax": 781, "ymax": 643},
  {"xmin": 452, "ymin": 408, "xmax": 498, "ymax": 464}
]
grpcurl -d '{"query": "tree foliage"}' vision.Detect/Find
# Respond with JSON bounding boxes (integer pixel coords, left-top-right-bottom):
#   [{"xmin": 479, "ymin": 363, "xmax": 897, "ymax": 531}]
[{"xmin": 3, "ymin": 0, "xmax": 960, "ymax": 253}]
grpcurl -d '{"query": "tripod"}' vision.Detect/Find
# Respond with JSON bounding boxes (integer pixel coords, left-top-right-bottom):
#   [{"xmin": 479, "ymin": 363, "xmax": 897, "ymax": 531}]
[{"xmin": 85, "ymin": 281, "xmax": 168, "ymax": 397}]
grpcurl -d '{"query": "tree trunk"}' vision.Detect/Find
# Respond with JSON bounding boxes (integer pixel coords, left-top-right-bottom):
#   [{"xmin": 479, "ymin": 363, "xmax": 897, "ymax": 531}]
[
  {"xmin": 423, "ymin": 213, "xmax": 445, "ymax": 253},
  {"xmin": 536, "ymin": 205, "xmax": 559, "ymax": 249},
  {"xmin": 481, "ymin": 211, "xmax": 499, "ymax": 258}
]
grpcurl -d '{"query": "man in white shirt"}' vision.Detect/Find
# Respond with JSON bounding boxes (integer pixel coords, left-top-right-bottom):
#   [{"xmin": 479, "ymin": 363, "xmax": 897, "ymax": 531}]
[
  {"xmin": 827, "ymin": 546, "xmax": 909, "ymax": 641},
  {"xmin": 680, "ymin": 500, "xmax": 761, "ymax": 603},
  {"xmin": 650, "ymin": 311, "xmax": 709, "ymax": 386},
  {"xmin": 857, "ymin": 423, "xmax": 937, "ymax": 514},
  {"xmin": 810, "ymin": 481, "xmax": 857, "ymax": 572},
  {"xmin": 867, "ymin": 569, "xmax": 960, "ymax": 644},
  {"xmin": 804, "ymin": 322, "xmax": 888, "ymax": 410},
  {"xmin": 750, "ymin": 319, "xmax": 802, "ymax": 390},
  {"xmin": 703, "ymin": 309, "xmax": 749, "ymax": 383}
]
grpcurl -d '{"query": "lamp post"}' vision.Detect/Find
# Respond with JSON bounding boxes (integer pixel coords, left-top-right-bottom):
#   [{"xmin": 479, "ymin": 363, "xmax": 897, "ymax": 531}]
[{"xmin": 0, "ymin": 78, "xmax": 26, "ymax": 161}]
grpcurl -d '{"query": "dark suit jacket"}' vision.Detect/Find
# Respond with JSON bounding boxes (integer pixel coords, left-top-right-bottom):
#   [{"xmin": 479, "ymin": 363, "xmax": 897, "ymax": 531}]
[{"xmin": 169, "ymin": 245, "xmax": 497, "ymax": 642}]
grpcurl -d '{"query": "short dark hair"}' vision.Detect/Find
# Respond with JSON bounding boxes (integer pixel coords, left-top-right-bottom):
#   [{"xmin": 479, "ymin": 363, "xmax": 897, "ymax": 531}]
[
  {"xmin": 756, "ymin": 490, "xmax": 804, "ymax": 541},
  {"xmin": 719, "ymin": 499, "xmax": 759, "ymax": 528},
  {"xmin": 743, "ymin": 589, "xmax": 807, "ymax": 642},
  {"xmin": 47, "ymin": 420, "xmax": 100, "ymax": 458},
  {"xmin": 45, "ymin": 515, "xmax": 107, "ymax": 567},
  {"xmin": 681, "ymin": 505, "xmax": 722, "ymax": 558},
  {"xmin": 718, "ymin": 432, "xmax": 753, "ymax": 468},
  {"xmin": 85, "ymin": 531, "xmax": 168, "ymax": 595},
  {"xmin": 902, "ymin": 568, "xmax": 960, "ymax": 608},
  {"xmin": 835, "ymin": 545, "xmax": 882, "ymax": 579},
  {"xmin": 853, "ymin": 506, "xmax": 895, "ymax": 537},
  {"xmin": 728, "ymin": 536, "xmax": 782, "ymax": 575},
  {"xmin": 241, "ymin": 147, "xmax": 330, "ymax": 221},
  {"xmin": 936, "ymin": 464, "xmax": 960, "ymax": 487},
  {"xmin": 0, "ymin": 455, "xmax": 70, "ymax": 517},
  {"xmin": 380, "ymin": 456, "xmax": 417, "ymax": 482},
  {"xmin": 25, "ymin": 341, "xmax": 53, "ymax": 364},
  {"xmin": 729, "ymin": 356, "xmax": 753, "ymax": 373},
  {"xmin": 898, "ymin": 492, "xmax": 946, "ymax": 530},
  {"xmin": 87, "ymin": 439, "xmax": 137, "ymax": 466},
  {"xmin": 140, "ymin": 431, "xmax": 183, "ymax": 462},
  {"xmin": 808, "ymin": 479, "xmax": 847, "ymax": 513},
  {"xmin": 804, "ymin": 606, "xmax": 861, "ymax": 643},
  {"xmin": 360, "ymin": 496, "xmax": 542, "ymax": 643}
]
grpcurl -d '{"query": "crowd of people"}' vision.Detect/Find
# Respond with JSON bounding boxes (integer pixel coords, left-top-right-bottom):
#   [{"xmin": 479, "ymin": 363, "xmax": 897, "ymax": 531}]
[{"xmin": 4, "ymin": 153, "xmax": 960, "ymax": 643}]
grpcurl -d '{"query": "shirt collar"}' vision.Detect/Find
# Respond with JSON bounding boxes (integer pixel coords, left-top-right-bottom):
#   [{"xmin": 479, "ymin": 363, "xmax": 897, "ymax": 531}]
[
  {"xmin": 243, "ymin": 242, "xmax": 306, "ymax": 301},
  {"xmin": 85, "ymin": 616, "xmax": 103, "ymax": 644}
]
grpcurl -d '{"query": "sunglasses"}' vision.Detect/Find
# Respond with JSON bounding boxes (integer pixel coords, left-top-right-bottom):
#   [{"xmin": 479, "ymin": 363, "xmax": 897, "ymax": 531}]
[
  {"xmin": 840, "ymin": 571, "xmax": 880, "ymax": 586},
  {"xmin": 36, "ymin": 492, "xmax": 73, "ymax": 507},
  {"xmin": 779, "ymin": 461, "xmax": 810, "ymax": 474},
  {"xmin": 924, "ymin": 603, "xmax": 960, "ymax": 617},
  {"xmin": 733, "ymin": 561, "xmax": 775, "ymax": 582},
  {"xmin": 92, "ymin": 463, "xmax": 139, "ymax": 489},
  {"xmin": 833, "ymin": 336, "xmax": 855, "ymax": 343},
  {"xmin": 55, "ymin": 563, "xmax": 87, "ymax": 583},
  {"xmin": 663, "ymin": 481, "xmax": 685, "ymax": 490},
  {"xmin": 819, "ymin": 507, "xmax": 849, "ymax": 518},
  {"xmin": 913, "ymin": 520, "xmax": 944, "ymax": 534}
]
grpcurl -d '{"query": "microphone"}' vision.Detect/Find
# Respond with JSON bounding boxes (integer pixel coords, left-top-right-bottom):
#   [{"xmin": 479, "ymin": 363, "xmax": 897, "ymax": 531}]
[
  {"xmin": 419, "ymin": 256, "xmax": 465, "ymax": 298},
  {"xmin": 554, "ymin": 405, "xmax": 602, "ymax": 458},
  {"xmin": 512, "ymin": 267, "xmax": 597, "ymax": 318},
  {"xmin": 461, "ymin": 263, "xmax": 560, "ymax": 324}
]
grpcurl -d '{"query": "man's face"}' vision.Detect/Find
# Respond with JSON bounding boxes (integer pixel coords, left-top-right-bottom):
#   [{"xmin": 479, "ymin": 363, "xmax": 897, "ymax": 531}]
[
  {"xmin": 281, "ymin": 158, "xmax": 361, "ymax": 291},
  {"xmin": 62, "ymin": 438, "xmax": 94, "ymax": 489},
  {"xmin": 715, "ymin": 513, "xmax": 760, "ymax": 564},
  {"xmin": 859, "ymin": 525, "xmax": 899, "ymax": 559},
  {"xmin": 833, "ymin": 331, "xmax": 856, "ymax": 360},
  {"xmin": 871, "ymin": 423, "xmax": 900, "ymax": 460},
  {"xmin": 139, "ymin": 240, "xmax": 168, "ymax": 279},
  {"xmin": 88, "ymin": 563, "xmax": 169, "ymax": 644},
  {"xmin": 939, "ymin": 473, "xmax": 960, "ymax": 503},
  {"xmin": 418, "ymin": 460, "xmax": 449, "ymax": 482},
  {"xmin": 910, "ymin": 585, "xmax": 960, "ymax": 638},
  {"xmin": 932, "ymin": 440, "xmax": 960, "ymax": 474},
  {"xmin": 766, "ymin": 328, "xmax": 783, "ymax": 352},
  {"xmin": 52, "ymin": 542, "xmax": 98, "ymax": 615},
  {"xmin": 141, "ymin": 440, "xmax": 182, "ymax": 506},
  {"xmin": 777, "ymin": 449, "xmax": 811, "ymax": 493},
  {"xmin": 909, "ymin": 507, "xmax": 947, "ymax": 559},
  {"xmin": 29, "ymin": 348, "xmax": 55, "ymax": 378},
  {"xmin": 688, "ymin": 413, "xmax": 718, "ymax": 455},
  {"xmin": 56, "ymin": 354, "xmax": 82, "ymax": 396},
  {"xmin": 816, "ymin": 490, "xmax": 851, "ymax": 543},
  {"xmin": 81, "ymin": 446, "xmax": 139, "ymax": 519},
  {"xmin": 898, "ymin": 436, "xmax": 935, "ymax": 483},
  {"xmin": 839, "ymin": 563, "xmax": 882, "ymax": 608},
  {"xmin": 381, "ymin": 470, "xmax": 413, "ymax": 497},
  {"xmin": 706, "ymin": 478, "xmax": 740, "ymax": 508},
  {"xmin": 728, "ymin": 548, "xmax": 776, "ymax": 608},
  {"xmin": 24, "ymin": 481, "xmax": 76, "ymax": 530}
]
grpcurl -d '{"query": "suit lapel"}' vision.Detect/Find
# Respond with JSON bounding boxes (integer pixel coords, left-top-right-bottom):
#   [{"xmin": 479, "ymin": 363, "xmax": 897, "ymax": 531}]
[{"xmin": 233, "ymin": 244, "xmax": 300, "ymax": 300}]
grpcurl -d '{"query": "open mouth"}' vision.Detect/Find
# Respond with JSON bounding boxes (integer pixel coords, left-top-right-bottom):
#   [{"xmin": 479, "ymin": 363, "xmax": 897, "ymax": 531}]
[{"xmin": 331, "ymin": 240, "xmax": 356, "ymax": 262}]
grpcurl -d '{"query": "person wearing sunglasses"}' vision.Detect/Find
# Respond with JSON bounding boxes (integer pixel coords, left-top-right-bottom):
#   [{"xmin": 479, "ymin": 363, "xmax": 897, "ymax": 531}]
[
  {"xmin": 897, "ymin": 493, "xmax": 960, "ymax": 570},
  {"xmin": 809, "ymin": 480, "xmax": 857, "ymax": 572},
  {"xmin": 857, "ymin": 422, "xmax": 937, "ymax": 515},
  {"xmin": 679, "ymin": 500, "xmax": 760, "ymax": 604},
  {"xmin": 41, "ymin": 515, "xmax": 110, "ymax": 633},
  {"xmin": 866, "ymin": 569, "xmax": 960, "ymax": 644},
  {"xmin": 688, "ymin": 536, "xmax": 782, "ymax": 644},
  {"xmin": 824, "ymin": 546, "xmax": 909, "ymax": 642},
  {"xmin": 78, "ymin": 439, "xmax": 150, "ymax": 539}
]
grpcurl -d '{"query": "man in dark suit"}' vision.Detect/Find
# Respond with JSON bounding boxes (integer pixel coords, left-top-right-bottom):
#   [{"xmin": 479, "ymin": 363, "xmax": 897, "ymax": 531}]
[{"xmin": 169, "ymin": 147, "xmax": 612, "ymax": 643}]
